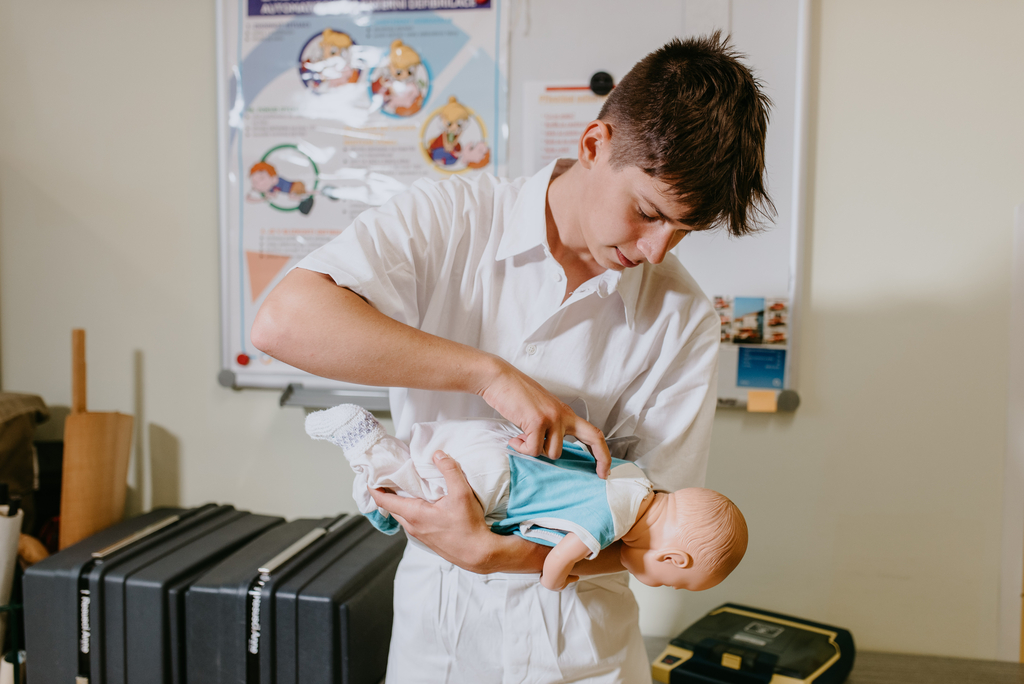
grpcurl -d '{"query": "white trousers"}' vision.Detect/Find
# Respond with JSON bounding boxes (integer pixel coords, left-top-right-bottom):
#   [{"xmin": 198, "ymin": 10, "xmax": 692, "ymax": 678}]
[{"xmin": 385, "ymin": 540, "xmax": 652, "ymax": 684}]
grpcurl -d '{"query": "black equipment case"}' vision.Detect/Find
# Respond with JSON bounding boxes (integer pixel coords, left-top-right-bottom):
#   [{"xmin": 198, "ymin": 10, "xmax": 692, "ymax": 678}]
[
  {"xmin": 26, "ymin": 505, "xmax": 404, "ymax": 684},
  {"xmin": 652, "ymin": 603, "xmax": 855, "ymax": 684},
  {"xmin": 186, "ymin": 513, "xmax": 405, "ymax": 684},
  {"xmin": 25, "ymin": 504, "xmax": 284, "ymax": 684}
]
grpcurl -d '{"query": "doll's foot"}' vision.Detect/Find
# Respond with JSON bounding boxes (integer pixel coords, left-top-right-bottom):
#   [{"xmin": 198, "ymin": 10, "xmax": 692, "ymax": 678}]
[{"xmin": 305, "ymin": 404, "xmax": 386, "ymax": 453}]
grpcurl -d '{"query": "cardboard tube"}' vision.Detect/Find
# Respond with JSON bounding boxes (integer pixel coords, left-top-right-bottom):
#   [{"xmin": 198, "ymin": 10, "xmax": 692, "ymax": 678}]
[{"xmin": 72, "ymin": 329, "xmax": 86, "ymax": 414}]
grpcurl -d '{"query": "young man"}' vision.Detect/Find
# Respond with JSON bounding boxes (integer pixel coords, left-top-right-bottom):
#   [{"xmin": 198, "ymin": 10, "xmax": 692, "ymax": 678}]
[{"xmin": 252, "ymin": 33, "xmax": 771, "ymax": 684}]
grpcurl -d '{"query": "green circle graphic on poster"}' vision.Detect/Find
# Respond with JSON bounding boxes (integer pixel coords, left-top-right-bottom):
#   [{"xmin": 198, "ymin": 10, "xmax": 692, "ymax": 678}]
[{"xmin": 248, "ymin": 144, "xmax": 320, "ymax": 215}]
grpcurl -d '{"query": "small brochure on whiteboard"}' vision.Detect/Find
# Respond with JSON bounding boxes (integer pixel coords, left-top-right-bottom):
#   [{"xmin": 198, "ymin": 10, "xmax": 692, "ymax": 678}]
[{"xmin": 714, "ymin": 295, "xmax": 789, "ymax": 389}]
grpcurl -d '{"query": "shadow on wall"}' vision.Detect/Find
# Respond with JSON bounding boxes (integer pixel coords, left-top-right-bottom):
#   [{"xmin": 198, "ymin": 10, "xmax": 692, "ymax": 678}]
[
  {"xmin": 125, "ymin": 422, "xmax": 182, "ymax": 514},
  {"xmin": 148, "ymin": 423, "xmax": 180, "ymax": 508},
  {"xmin": 125, "ymin": 349, "xmax": 182, "ymax": 514}
]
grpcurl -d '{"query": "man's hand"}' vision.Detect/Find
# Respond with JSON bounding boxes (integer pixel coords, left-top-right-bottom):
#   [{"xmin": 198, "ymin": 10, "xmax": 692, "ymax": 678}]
[
  {"xmin": 478, "ymin": 358, "xmax": 611, "ymax": 478},
  {"xmin": 368, "ymin": 450, "xmax": 549, "ymax": 574},
  {"xmin": 368, "ymin": 450, "xmax": 491, "ymax": 568}
]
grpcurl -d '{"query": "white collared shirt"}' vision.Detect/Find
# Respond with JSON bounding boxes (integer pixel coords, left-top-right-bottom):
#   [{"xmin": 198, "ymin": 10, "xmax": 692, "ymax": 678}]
[{"xmin": 297, "ymin": 160, "xmax": 719, "ymax": 492}]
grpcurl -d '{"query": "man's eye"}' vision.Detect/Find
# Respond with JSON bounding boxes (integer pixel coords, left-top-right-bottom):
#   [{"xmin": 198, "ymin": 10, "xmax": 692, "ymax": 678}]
[{"xmin": 636, "ymin": 207, "xmax": 658, "ymax": 222}]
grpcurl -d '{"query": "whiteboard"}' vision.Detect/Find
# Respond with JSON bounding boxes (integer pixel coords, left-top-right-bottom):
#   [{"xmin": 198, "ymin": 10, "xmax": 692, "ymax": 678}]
[
  {"xmin": 506, "ymin": 0, "xmax": 810, "ymax": 407},
  {"xmin": 218, "ymin": 0, "xmax": 810, "ymax": 409}
]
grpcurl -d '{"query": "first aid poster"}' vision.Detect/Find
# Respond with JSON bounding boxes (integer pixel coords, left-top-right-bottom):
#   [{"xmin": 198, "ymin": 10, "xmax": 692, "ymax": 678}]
[{"xmin": 219, "ymin": 0, "xmax": 508, "ymax": 384}]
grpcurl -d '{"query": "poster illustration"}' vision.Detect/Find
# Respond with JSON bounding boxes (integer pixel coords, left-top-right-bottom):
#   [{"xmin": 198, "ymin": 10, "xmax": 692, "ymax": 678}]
[{"xmin": 219, "ymin": 0, "xmax": 508, "ymax": 384}]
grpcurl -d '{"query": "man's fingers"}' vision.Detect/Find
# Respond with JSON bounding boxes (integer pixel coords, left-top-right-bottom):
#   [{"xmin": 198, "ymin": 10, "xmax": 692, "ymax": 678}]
[
  {"xmin": 368, "ymin": 486, "xmax": 423, "ymax": 521},
  {"xmin": 545, "ymin": 427, "xmax": 563, "ymax": 460},
  {"xmin": 520, "ymin": 427, "xmax": 544, "ymax": 457},
  {"xmin": 569, "ymin": 419, "xmax": 611, "ymax": 479},
  {"xmin": 432, "ymin": 450, "xmax": 474, "ymax": 497}
]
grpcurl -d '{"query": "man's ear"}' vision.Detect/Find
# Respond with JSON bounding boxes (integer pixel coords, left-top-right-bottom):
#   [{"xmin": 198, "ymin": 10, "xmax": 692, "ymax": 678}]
[
  {"xmin": 656, "ymin": 549, "xmax": 693, "ymax": 569},
  {"xmin": 577, "ymin": 119, "xmax": 613, "ymax": 170}
]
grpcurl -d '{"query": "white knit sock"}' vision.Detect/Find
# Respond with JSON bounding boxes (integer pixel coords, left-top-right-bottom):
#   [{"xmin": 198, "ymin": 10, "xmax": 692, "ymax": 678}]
[{"xmin": 305, "ymin": 404, "xmax": 387, "ymax": 454}]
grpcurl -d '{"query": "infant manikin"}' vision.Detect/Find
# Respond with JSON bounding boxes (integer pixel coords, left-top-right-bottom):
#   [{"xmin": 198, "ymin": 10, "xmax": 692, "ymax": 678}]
[{"xmin": 306, "ymin": 404, "xmax": 747, "ymax": 591}]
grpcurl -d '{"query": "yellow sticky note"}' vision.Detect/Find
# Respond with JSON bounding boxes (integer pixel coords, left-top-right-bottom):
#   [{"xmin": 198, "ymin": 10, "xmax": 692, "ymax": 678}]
[{"xmin": 746, "ymin": 390, "xmax": 777, "ymax": 413}]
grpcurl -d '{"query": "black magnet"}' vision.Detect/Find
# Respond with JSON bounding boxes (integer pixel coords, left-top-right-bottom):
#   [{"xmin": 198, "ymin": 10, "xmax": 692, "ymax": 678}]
[{"xmin": 589, "ymin": 71, "xmax": 614, "ymax": 96}]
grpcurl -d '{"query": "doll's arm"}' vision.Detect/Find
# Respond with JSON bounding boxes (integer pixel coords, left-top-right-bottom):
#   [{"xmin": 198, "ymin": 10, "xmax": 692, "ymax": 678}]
[{"xmin": 541, "ymin": 533, "xmax": 592, "ymax": 591}]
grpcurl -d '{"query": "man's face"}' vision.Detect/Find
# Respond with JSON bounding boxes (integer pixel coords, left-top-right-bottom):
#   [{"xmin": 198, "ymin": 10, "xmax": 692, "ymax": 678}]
[{"xmin": 577, "ymin": 158, "xmax": 696, "ymax": 271}]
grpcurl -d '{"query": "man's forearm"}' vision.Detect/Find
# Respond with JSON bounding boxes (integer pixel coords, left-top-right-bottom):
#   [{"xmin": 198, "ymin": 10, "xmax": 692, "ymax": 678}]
[
  {"xmin": 252, "ymin": 268, "xmax": 499, "ymax": 394},
  {"xmin": 473, "ymin": 531, "xmax": 550, "ymax": 574},
  {"xmin": 472, "ymin": 535, "xmax": 626, "ymax": 577},
  {"xmin": 572, "ymin": 542, "xmax": 626, "ymax": 576}
]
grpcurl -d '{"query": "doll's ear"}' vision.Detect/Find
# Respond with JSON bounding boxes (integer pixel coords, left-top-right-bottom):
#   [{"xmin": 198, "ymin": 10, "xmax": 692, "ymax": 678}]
[{"xmin": 656, "ymin": 550, "xmax": 693, "ymax": 569}]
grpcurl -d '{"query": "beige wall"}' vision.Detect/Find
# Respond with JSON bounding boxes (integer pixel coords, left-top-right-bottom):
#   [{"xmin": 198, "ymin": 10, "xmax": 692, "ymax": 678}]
[{"xmin": 2, "ymin": 0, "xmax": 1022, "ymax": 660}]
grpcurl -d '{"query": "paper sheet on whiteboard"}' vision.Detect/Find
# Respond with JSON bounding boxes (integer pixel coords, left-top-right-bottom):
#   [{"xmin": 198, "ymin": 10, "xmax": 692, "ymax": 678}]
[{"xmin": 520, "ymin": 81, "xmax": 607, "ymax": 175}]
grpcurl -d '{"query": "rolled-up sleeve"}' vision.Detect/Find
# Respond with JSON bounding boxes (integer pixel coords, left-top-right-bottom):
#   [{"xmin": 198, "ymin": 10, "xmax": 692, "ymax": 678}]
[{"xmin": 295, "ymin": 178, "xmax": 454, "ymax": 328}]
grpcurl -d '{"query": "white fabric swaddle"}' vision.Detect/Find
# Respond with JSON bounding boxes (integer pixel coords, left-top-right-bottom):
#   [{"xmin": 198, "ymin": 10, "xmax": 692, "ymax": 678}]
[{"xmin": 305, "ymin": 405, "xmax": 519, "ymax": 529}]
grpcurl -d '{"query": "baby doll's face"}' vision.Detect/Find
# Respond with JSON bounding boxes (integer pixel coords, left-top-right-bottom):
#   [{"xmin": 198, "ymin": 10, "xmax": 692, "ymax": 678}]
[{"xmin": 620, "ymin": 544, "xmax": 724, "ymax": 591}]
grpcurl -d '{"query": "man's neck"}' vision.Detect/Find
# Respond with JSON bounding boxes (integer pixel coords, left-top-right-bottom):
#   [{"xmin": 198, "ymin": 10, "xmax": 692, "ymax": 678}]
[{"xmin": 545, "ymin": 160, "xmax": 605, "ymax": 286}]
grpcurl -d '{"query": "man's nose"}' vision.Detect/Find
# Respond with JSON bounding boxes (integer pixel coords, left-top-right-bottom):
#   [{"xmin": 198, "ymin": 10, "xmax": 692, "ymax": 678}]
[{"xmin": 637, "ymin": 231, "xmax": 672, "ymax": 264}]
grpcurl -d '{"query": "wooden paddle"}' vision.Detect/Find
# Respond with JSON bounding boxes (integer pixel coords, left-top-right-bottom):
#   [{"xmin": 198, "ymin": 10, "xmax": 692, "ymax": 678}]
[{"xmin": 58, "ymin": 329, "xmax": 134, "ymax": 549}]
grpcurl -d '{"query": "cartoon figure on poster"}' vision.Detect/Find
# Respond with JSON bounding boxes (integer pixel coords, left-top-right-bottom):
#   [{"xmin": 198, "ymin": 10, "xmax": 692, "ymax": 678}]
[
  {"xmin": 370, "ymin": 40, "xmax": 429, "ymax": 117},
  {"xmin": 246, "ymin": 144, "xmax": 339, "ymax": 215},
  {"xmin": 421, "ymin": 96, "xmax": 490, "ymax": 173},
  {"xmin": 299, "ymin": 29, "xmax": 361, "ymax": 92}
]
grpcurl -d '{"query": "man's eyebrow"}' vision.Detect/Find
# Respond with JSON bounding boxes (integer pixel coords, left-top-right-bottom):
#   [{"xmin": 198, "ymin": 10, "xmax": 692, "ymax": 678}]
[{"xmin": 638, "ymin": 192, "xmax": 690, "ymax": 225}]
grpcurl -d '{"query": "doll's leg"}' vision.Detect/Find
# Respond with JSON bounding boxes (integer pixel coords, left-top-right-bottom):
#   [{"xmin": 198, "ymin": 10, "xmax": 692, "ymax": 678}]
[{"xmin": 305, "ymin": 404, "xmax": 427, "ymax": 533}]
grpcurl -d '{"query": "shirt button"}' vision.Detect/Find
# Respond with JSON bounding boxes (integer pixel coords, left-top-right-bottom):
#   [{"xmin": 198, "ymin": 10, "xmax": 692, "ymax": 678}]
[
  {"xmin": 553, "ymin": 272, "xmax": 563, "ymax": 283},
  {"xmin": 525, "ymin": 344, "xmax": 537, "ymax": 356}
]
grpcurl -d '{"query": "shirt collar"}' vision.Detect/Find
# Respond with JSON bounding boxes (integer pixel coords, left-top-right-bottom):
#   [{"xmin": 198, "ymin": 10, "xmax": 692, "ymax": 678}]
[
  {"xmin": 612, "ymin": 265, "xmax": 642, "ymax": 330},
  {"xmin": 496, "ymin": 159, "xmax": 642, "ymax": 329},
  {"xmin": 495, "ymin": 160, "xmax": 557, "ymax": 261}
]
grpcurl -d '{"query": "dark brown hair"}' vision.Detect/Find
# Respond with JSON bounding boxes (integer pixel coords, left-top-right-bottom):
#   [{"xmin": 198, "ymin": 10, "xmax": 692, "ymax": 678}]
[{"xmin": 598, "ymin": 33, "xmax": 775, "ymax": 236}]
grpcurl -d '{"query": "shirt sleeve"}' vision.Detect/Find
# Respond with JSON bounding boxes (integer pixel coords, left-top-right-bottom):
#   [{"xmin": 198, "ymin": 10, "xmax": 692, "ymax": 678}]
[
  {"xmin": 621, "ymin": 294, "xmax": 721, "ymax": 493},
  {"xmin": 294, "ymin": 178, "xmax": 458, "ymax": 328}
]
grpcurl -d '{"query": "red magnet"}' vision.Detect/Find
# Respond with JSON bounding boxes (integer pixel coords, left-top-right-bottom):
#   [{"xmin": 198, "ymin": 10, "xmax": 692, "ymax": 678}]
[{"xmin": 236, "ymin": 353, "xmax": 250, "ymax": 366}]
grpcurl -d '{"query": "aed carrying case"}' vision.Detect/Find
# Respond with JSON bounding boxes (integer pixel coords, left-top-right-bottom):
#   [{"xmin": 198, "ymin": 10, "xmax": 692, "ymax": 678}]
[{"xmin": 652, "ymin": 603, "xmax": 855, "ymax": 684}]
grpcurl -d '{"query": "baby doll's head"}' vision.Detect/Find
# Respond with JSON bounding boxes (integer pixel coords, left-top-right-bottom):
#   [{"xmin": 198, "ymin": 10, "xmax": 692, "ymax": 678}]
[{"xmin": 620, "ymin": 487, "xmax": 747, "ymax": 591}]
